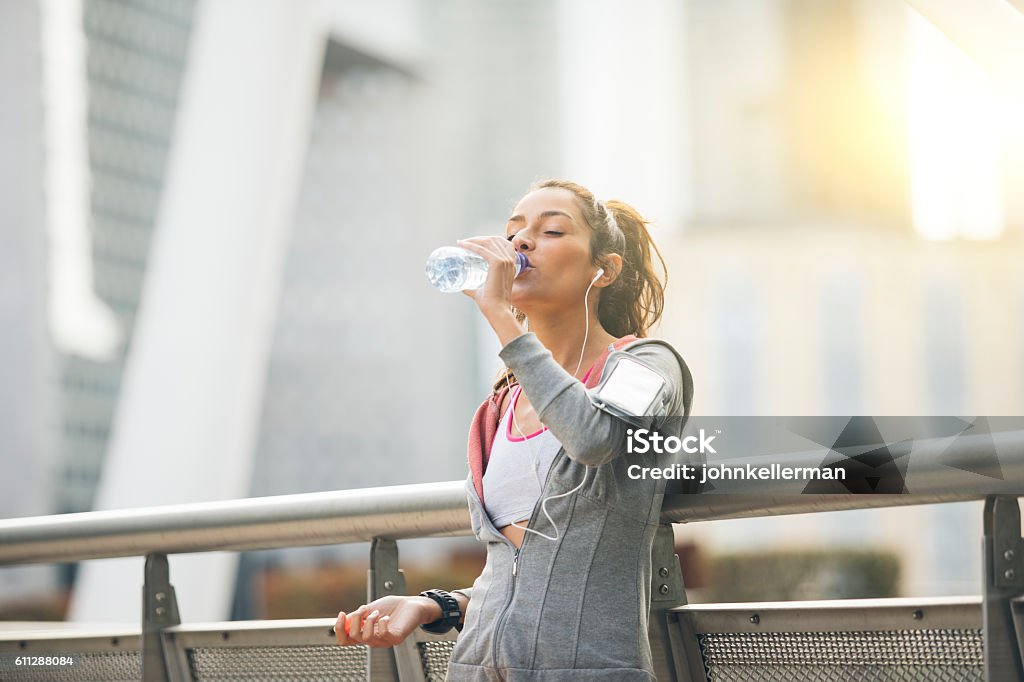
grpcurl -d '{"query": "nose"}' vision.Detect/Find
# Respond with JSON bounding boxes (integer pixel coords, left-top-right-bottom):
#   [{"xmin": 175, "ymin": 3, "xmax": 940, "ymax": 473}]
[{"xmin": 511, "ymin": 230, "xmax": 533, "ymax": 252}]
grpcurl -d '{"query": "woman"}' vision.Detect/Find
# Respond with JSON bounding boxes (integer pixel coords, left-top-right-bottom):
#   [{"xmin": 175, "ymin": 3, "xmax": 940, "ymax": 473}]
[{"xmin": 334, "ymin": 179, "xmax": 693, "ymax": 680}]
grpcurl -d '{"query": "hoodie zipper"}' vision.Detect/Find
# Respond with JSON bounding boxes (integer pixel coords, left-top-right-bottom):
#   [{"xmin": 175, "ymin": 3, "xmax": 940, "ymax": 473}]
[
  {"xmin": 490, "ymin": 544, "xmax": 520, "ymax": 678},
  {"xmin": 471, "ymin": 349, "xmax": 613, "ymax": 673},
  {"xmin": 466, "ymin": 483, "xmax": 520, "ymax": 675},
  {"xmin": 476, "ymin": 449, "xmax": 567, "ymax": 673}
]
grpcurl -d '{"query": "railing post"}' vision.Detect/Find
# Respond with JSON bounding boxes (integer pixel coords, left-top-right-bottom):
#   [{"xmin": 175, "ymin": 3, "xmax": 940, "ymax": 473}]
[
  {"xmin": 367, "ymin": 538, "xmax": 406, "ymax": 682},
  {"xmin": 649, "ymin": 524, "xmax": 691, "ymax": 682},
  {"xmin": 982, "ymin": 496, "xmax": 1024, "ymax": 681},
  {"xmin": 142, "ymin": 553, "xmax": 181, "ymax": 682}
]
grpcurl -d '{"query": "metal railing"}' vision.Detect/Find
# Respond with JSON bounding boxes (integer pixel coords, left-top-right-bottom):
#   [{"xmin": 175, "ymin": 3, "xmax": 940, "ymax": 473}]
[
  {"xmin": 5, "ymin": 429, "xmax": 1023, "ymax": 566},
  {"xmin": 1, "ymin": 429, "xmax": 1023, "ymax": 680}
]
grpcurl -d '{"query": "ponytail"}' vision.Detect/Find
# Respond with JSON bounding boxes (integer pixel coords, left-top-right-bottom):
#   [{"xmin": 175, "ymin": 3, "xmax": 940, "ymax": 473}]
[{"xmin": 599, "ymin": 200, "xmax": 666, "ymax": 338}]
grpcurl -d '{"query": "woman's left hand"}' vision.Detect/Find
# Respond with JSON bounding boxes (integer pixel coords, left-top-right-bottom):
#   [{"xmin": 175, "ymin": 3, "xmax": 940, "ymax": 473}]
[{"xmin": 457, "ymin": 236, "xmax": 526, "ymax": 346}]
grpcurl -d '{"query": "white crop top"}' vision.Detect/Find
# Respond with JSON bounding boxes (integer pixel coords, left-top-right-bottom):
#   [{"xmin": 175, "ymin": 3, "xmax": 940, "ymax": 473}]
[{"xmin": 482, "ymin": 385, "xmax": 563, "ymax": 528}]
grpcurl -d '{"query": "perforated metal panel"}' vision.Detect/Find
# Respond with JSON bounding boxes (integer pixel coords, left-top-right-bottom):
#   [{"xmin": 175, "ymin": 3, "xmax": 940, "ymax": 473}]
[
  {"xmin": 186, "ymin": 644, "xmax": 367, "ymax": 681},
  {"xmin": 417, "ymin": 639, "xmax": 457, "ymax": 682},
  {"xmin": 1, "ymin": 650, "xmax": 141, "ymax": 681},
  {"xmin": 698, "ymin": 629, "xmax": 984, "ymax": 682}
]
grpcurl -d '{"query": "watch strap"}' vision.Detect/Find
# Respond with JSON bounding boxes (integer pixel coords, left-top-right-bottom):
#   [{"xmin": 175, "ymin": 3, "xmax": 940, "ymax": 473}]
[{"xmin": 419, "ymin": 589, "xmax": 463, "ymax": 634}]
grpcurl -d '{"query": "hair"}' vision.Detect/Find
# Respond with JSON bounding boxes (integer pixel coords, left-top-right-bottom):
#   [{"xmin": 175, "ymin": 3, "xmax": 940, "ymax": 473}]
[{"xmin": 492, "ymin": 179, "xmax": 668, "ymax": 392}]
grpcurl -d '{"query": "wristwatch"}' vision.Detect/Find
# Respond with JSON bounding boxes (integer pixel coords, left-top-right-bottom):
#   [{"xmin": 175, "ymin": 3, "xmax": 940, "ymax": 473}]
[{"xmin": 419, "ymin": 589, "xmax": 463, "ymax": 634}]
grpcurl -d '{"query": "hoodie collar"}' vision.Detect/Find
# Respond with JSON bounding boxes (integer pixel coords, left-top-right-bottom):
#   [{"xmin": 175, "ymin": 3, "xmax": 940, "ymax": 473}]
[{"xmin": 467, "ymin": 334, "xmax": 639, "ymax": 503}]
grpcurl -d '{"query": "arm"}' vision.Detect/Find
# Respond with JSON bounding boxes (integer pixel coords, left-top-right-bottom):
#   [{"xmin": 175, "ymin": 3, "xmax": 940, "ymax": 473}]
[
  {"xmin": 334, "ymin": 595, "xmax": 439, "ymax": 648},
  {"xmin": 453, "ymin": 237, "xmax": 691, "ymax": 464},
  {"xmin": 499, "ymin": 332, "xmax": 688, "ymax": 467},
  {"xmin": 334, "ymin": 589, "xmax": 472, "ymax": 648}
]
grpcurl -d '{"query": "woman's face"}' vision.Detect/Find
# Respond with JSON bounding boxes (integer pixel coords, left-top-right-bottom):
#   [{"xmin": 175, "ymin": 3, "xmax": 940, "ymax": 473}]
[{"xmin": 505, "ymin": 187, "xmax": 599, "ymax": 314}]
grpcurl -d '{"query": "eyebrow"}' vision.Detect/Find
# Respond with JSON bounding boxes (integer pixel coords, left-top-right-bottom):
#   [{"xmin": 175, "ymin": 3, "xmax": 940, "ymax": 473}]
[{"xmin": 507, "ymin": 210, "xmax": 574, "ymax": 223}]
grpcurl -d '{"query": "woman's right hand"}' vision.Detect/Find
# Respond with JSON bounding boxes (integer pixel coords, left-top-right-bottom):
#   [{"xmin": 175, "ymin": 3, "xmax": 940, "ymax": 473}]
[
  {"xmin": 456, "ymin": 237, "xmax": 527, "ymax": 348},
  {"xmin": 333, "ymin": 595, "xmax": 440, "ymax": 648}
]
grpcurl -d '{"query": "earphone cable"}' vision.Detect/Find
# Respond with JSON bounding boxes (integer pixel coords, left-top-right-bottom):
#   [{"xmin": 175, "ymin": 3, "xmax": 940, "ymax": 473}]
[{"xmin": 507, "ymin": 272, "xmax": 600, "ymax": 542}]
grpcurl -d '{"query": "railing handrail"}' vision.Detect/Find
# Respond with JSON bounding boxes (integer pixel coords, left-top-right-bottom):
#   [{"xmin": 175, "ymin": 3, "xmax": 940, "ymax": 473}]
[
  {"xmin": 0, "ymin": 481, "xmax": 470, "ymax": 566},
  {"xmin": 1, "ymin": 429, "xmax": 1022, "ymax": 566}
]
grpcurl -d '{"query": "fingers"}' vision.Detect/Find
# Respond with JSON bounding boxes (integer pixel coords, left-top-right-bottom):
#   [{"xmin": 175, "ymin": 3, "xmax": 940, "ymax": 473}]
[
  {"xmin": 361, "ymin": 609, "xmax": 381, "ymax": 641},
  {"xmin": 457, "ymin": 237, "xmax": 519, "ymax": 306},
  {"xmin": 458, "ymin": 237, "xmax": 516, "ymax": 264},
  {"xmin": 334, "ymin": 606, "xmax": 368, "ymax": 645},
  {"xmin": 351, "ymin": 607, "xmax": 372, "ymax": 642},
  {"xmin": 335, "ymin": 606, "xmax": 397, "ymax": 648},
  {"xmin": 333, "ymin": 611, "xmax": 352, "ymax": 646},
  {"xmin": 374, "ymin": 614, "xmax": 396, "ymax": 646}
]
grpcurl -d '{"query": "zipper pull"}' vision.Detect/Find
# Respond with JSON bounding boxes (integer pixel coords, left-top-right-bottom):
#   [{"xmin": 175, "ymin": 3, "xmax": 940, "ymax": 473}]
[{"xmin": 512, "ymin": 548, "xmax": 520, "ymax": 576}]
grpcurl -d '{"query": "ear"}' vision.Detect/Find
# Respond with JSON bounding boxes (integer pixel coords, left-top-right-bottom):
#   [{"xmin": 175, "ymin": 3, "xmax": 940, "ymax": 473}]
[{"xmin": 594, "ymin": 253, "xmax": 623, "ymax": 288}]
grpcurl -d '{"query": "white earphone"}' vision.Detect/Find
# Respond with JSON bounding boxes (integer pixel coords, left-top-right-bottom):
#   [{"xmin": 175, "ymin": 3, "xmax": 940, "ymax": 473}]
[{"xmin": 507, "ymin": 264, "xmax": 607, "ymax": 543}]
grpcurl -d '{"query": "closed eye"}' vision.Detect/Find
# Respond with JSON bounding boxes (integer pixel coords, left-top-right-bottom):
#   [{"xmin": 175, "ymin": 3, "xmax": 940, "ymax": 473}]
[{"xmin": 545, "ymin": 231, "xmax": 563, "ymax": 236}]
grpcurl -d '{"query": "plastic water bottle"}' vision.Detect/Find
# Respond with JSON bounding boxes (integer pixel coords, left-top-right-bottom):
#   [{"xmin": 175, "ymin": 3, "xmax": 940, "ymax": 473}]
[{"xmin": 425, "ymin": 246, "xmax": 530, "ymax": 293}]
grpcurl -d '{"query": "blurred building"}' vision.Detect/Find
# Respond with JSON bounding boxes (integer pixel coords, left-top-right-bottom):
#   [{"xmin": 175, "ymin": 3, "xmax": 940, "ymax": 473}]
[
  {"xmin": 248, "ymin": 0, "xmax": 564, "ymax": 525},
  {"xmin": 59, "ymin": 0, "xmax": 197, "ymax": 514},
  {"xmin": 0, "ymin": 0, "xmax": 196, "ymax": 604},
  {"xmin": 666, "ymin": 0, "xmax": 1024, "ymax": 596},
  {"xmin": 661, "ymin": 227, "xmax": 1024, "ymax": 595},
  {"xmin": 0, "ymin": 0, "xmax": 55, "ymax": 607}
]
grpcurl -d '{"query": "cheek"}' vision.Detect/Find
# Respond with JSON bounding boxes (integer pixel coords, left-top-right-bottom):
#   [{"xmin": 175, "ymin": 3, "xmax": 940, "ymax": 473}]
[
  {"xmin": 550, "ymin": 267, "xmax": 593, "ymax": 299},
  {"xmin": 550, "ymin": 242, "xmax": 593, "ymax": 274}
]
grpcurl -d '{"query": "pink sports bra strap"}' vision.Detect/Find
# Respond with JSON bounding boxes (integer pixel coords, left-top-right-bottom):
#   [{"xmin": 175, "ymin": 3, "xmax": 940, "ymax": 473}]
[
  {"xmin": 497, "ymin": 359, "xmax": 598, "ymax": 429},
  {"xmin": 497, "ymin": 362, "xmax": 596, "ymax": 444}
]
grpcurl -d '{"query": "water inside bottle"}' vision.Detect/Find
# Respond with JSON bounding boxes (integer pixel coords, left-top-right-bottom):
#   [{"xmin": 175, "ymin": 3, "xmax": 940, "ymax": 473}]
[{"xmin": 425, "ymin": 246, "xmax": 488, "ymax": 293}]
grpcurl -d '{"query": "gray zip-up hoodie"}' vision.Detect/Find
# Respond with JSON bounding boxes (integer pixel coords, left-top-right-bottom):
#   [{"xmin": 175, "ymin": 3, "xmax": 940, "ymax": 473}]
[{"xmin": 446, "ymin": 332, "xmax": 694, "ymax": 681}]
